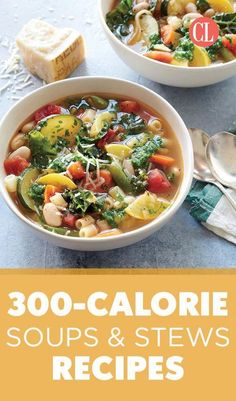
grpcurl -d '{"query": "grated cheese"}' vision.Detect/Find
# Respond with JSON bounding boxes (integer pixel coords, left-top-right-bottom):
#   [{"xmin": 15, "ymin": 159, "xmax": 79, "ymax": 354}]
[{"xmin": 0, "ymin": 36, "xmax": 37, "ymax": 103}]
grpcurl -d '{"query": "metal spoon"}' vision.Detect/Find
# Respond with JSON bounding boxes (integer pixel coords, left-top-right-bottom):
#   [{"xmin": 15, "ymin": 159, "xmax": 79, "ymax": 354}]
[
  {"xmin": 206, "ymin": 131, "xmax": 236, "ymax": 190},
  {"xmin": 188, "ymin": 128, "xmax": 236, "ymax": 212}
]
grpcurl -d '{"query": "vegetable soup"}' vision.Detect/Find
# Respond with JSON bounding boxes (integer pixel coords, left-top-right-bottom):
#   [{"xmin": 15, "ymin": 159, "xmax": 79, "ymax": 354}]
[
  {"xmin": 4, "ymin": 95, "xmax": 183, "ymax": 238},
  {"xmin": 106, "ymin": 0, "xmax": 236, "ymax": 67}
]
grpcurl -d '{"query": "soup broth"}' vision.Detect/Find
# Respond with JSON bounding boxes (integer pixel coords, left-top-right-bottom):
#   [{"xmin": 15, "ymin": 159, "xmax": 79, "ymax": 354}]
[{"xmin": 4, "ymin": 94, "xmax": 183, "ymax": 238}]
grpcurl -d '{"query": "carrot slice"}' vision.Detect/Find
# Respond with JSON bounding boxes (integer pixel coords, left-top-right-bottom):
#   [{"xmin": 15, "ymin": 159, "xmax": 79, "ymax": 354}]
[
  {"xmin": 44, "ymin": 185, "xmax": 61, "ymax": 204},
  {"xmin": 150, "ymin": 154, "xmax": 175, "ymax": 167},
  {"xmin": 161, "ymin": 25, "xmax": 175, "ymax": 45},
  {"xmin": 144, "ymin": 51, "xmax": 173, "ymax": 64}
]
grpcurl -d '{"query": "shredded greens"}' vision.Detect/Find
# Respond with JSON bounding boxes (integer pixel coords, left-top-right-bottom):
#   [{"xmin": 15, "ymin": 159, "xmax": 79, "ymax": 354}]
[
  {"xmin": 102, "ymin": 208, "xmax": 126, "ymax": 228},
  {"xmin": 28, "ymin": 183, "xmax": 45, "ymax": 206},
  {"xmin": 174, "ymin": 35, "xmax": 194, "ymax": 61},
  {"xmin": 132, "ymin": 136, "xmax": 162, "ymax": 169},
  {"xmin": 63, "ymin": 189, "xmax": 96, "ymax": 215},
  {"xmin": 106, "ymin": 0, "xmax": 134, "ymax": 39}
]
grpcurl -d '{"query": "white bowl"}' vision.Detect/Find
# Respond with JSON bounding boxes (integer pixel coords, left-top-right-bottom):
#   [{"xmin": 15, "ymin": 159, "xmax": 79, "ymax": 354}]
[
  {"xmin": 99, "ymin": 0, "xmax": 236, "ymax": 88},
  {"xmin": 0, "ymin": 77, "xmax": 193, "ymax": 250}
]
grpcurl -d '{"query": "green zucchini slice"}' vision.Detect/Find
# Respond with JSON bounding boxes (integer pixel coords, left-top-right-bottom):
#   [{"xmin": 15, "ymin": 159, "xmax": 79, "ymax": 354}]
[{"xmin": 17, "ymin": 168, "xmax": 40, "ymax": 211}]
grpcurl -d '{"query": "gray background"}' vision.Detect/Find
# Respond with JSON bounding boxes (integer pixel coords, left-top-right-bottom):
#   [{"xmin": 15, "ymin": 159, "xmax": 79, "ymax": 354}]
[{"xmin": 0, "ymin": 0, "xmax": 235, "ymax": 268}]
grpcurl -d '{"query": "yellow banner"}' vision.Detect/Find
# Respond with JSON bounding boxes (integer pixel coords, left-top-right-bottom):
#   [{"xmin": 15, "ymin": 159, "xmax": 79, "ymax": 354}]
[{"xmin": 0, "ymin": 269, "xmax": 235, "ymax": 401}]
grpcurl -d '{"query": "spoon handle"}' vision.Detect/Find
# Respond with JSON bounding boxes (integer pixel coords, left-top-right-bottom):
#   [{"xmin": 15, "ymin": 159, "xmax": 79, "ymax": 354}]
[{"xmin": 213, "ymin": 181, "xmax": 236, "ymax": 212}]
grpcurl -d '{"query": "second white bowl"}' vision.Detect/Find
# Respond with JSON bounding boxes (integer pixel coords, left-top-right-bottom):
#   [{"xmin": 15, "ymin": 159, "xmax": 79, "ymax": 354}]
[{"xmin": 99, "ymin": 0, "xmax": 236, "ymax": 88}]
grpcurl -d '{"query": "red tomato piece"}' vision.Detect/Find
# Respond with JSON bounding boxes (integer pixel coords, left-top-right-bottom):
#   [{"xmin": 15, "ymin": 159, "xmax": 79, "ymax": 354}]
[
  {"xmin": 62, "ymin": 213, "xmax": 77, "ymax": 228},
  {"xmin": 81, "ymin": 170, "xmax": 113, "ymax": 193},
  {"xmin": 99, "ymin": 169, "xmax": 113, "ymax": 188},
  {"xmin": 119, "ymin": 100, "xmax": 140, "ymax": 113},
  {"xmin": 4, "ymin": 156, "xmax": 29, "ymax": 176},
  {"xmin": 34, "ymin": 104, "xmax": 61, "ymax": 123},
  {"xmin": 44, "ymin": 185, "xmax": 61, "ymax": 204},
  {"xmin": 147, "ymin": 169, "xmax": 171, "ymax": 194},
  {"xmin": 67, "ymin": 162, "xmax": 86, "ymax": 180},
  {"xmin": 97, "ymin": 129, "xmax": 117, "ymax": 149}
]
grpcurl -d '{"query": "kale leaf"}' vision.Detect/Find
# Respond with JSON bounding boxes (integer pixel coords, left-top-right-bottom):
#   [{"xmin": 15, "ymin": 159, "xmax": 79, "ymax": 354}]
[
  {"xmin": 148, "ymin": 33, "xmax": 162, "ymax": 50},
  {"xmin": 63, "ymin": 189, "xmax": 96, "ymax": 215},
  {"xmin": 29, "ymin": 131, "xmax": 57, "ymax": 169},
  {"xmin": 130, "ymin": 171, "xmax": 148, "ymax": 195},
  {"xmin": 106, "ymin": 0, "xmax": 134, "ymax": 39},
  {"xmin": 28, "ymin": 183, "xmax": 45, "ymax": 205},
  {"xmin": 207, "ymin": 37, "xmax": 223, "ymax": 61},
  {"xmin": 213, "ymin": 13, "xmax": 236, "ymax": 35},
  {"xmin": 174, "ymin": 35, "xmax": 194, "ymax": 61},
  {"xmin": 102, "ymin": 208, "xmax": 126, "ymax": 228},
  {"xmin": 131, "ymin": 136, "xmax": 162, "ymax": 169},
  {"xmin": 115, "ymin": 113, "xmax": 147, "ymax": 135}
]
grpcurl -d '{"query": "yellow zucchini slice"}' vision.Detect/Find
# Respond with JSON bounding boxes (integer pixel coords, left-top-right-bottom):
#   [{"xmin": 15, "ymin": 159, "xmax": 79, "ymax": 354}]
[
  {"xmin": 37, "ymin": 173, "xmax": 77, "ymax": 190},
  {"xmin": 207, "ymin": 0, "xmax": 233, "ymax": 13},
  {"xmin": 38, "ymin": 115, "xmax": 82, "ymax": 147},
  {"xmin": 189, "ymin": 45, "xmax": 211, "ymax": 67}
]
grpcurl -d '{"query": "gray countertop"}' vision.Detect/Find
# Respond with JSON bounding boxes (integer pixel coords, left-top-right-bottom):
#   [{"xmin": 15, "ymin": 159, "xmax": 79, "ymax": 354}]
[{"xmin": 0, "ymin": 0, "xmax": 236, "ymax": 268}]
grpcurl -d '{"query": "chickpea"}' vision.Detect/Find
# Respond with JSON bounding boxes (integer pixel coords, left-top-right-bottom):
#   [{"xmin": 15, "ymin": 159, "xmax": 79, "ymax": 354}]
[
  {"xmin": 43, "ymin": 203, "xmax": 62, "ymax": 227},
  {"xmin": 21, "ymin": 121, "xmax": 35, "ymax": 133},
  {"xmin": 50, "ymin": 193, "xmax": 68, "ymax": 208},
  {"xmin": 167, "ymin": 16, "xmax": 182, "ymax": 31},
  {"xmin": 204, "ymin": 8, "xmax": 215, "ymax": 18},
  {"xmin": 9, "ymin": 146, "xmax": 31, "ymax": 161},
  {"xmin": 185, "ymin": 2, "xmax": 197, "ymax": 13},
  {"xmin": 10, "ymin": 133, "xmax": 26, "ymax": 151}
]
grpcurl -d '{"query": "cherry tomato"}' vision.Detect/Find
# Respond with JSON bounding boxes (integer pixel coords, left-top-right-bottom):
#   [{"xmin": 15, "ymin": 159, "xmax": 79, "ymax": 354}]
[
  {"xmin": 4, "ymin": 156, "xmax": 29, "ymax": 176},
  {"xmin": 67, "ymin": 162, "xmax": 86, "ymax": 180},
  {"xmin": 34, "ymin": 104, "xmax": 61, "ymax": 123},
  {"xmin": 100, "ymin": 169, "xmax": 113, "ymax": 188},
  {"xmin": 119, "ymin": 101, "xmax": 140, "ymax": 113},
  {"xmin": 147, "ymin": 169, "xmax": 171, "ymax": 194},
  {"xmin": 97, "ymin": 129, "xmax": 117, "ymax": 149},
  {"xmin": 62, "ymin": 213, "xmax": 77, "ymax": 228},
  {"xmin": 44, "ymin": 185, "xmax": 61, "ymax": 204}
]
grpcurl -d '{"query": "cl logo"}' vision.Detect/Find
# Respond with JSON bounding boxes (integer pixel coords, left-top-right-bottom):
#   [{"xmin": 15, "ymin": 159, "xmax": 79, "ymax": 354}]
[{"xmin": 189, "ymin": 17, "xmax": 219, "ymax": 48}]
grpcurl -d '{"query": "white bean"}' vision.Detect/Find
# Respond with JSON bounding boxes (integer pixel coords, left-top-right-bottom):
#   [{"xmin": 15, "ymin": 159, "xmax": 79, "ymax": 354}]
[
  {"xmin": 10, "ymin": 133, "xmax": 26, "ymax": 151},
  {"xmin": 21, "ymin": 121, "xmax": 35, "ymax": 133},
  {"xmin": 169, "ymin": 166, "xmax": 181, "ymax": 177},
  {"xmin": 4, "ymin": 174, "xmax": 18, "ymax": 193},
  {"xmin": 204, "ymin": 8, "xmax": 215, "ymax": 18},
  {"xmin": 9, "ymin": 146, "xmax": 31, "ymax": 161},
  {"xmin": 50, "ymin": 193, "xmax": 68, "ymax": 208},
  {"xmin": 43, "ymin": 203, "xmax": 62, "ymax": 227},
  {"xmin": 185, "ymin": 2, "xmax": 197, "ymax": 13},
  {"xmin": 167, "ymin": 16, "xmax": 182, "ymax": 31},
  {"xmin": 182, "ymin": 12, "xmax": 203, "ymax": 23},
  {"xmin": 133, "ymin": 2, "xmax": 149, "ymax": 13}
]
